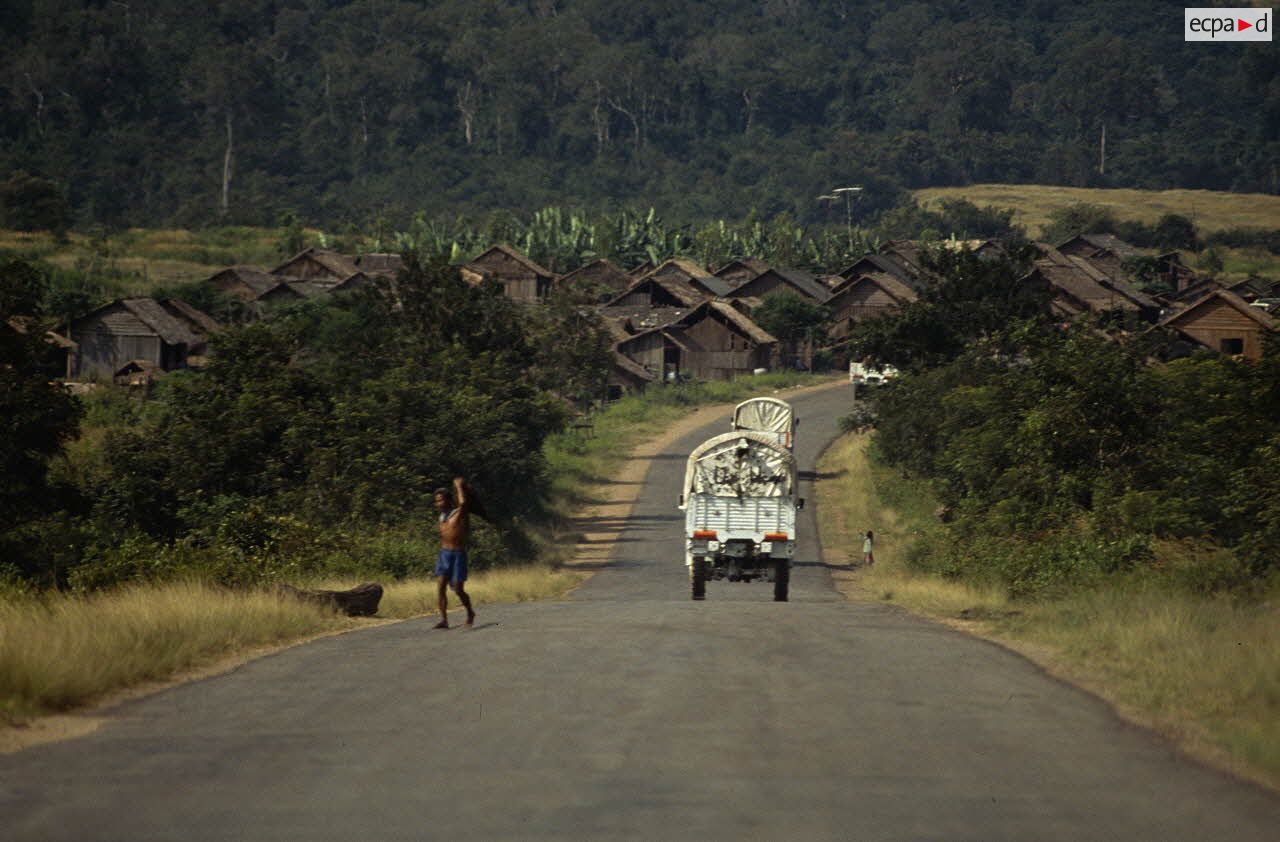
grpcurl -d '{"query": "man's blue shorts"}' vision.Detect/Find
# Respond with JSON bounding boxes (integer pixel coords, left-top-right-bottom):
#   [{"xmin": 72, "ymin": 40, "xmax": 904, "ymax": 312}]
[{"xmin": 436, "ymin": 549, "xmax": 468, "ymax": 583}]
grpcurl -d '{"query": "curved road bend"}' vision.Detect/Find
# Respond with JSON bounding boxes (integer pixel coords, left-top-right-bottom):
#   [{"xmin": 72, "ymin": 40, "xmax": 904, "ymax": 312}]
[{"xmin": 3, "ymin": 384, "xmax": 1277, "ymax": 841}]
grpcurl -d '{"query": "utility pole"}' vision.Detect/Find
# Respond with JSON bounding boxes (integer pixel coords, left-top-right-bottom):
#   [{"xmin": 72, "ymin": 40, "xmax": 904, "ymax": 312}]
[{"xmin": 818, "ymin": 186, "xmax": 865, "ymax": 254}]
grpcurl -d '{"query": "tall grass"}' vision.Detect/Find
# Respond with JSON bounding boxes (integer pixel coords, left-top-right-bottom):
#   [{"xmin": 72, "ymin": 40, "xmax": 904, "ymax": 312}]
[
  {"xmin": 0, "ymin": 566, "xmax": 585, "ymax": 725},
  {"xmin": 0, "ymin": 581, "xmax": 346, "ymax": 723},
  {"xmin": 818, "ymin": 429, "xmax": 1280, "ymax": 787}
]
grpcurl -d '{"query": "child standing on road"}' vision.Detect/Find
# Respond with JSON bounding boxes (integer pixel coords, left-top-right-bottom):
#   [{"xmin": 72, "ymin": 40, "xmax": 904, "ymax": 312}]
[{"xmin": 862, "ymin": 530, "xmax": 874, "ymax": 566}]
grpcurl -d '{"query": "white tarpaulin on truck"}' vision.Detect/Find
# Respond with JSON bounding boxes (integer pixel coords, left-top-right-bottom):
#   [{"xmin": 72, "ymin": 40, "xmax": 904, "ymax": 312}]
[
  {"xmin": 683, "ymin": 431, "xmax": 796, "ymax": 499},
  {"xmin": 732, "ymin": 397, "xmax": 794, "ymax": 435}
]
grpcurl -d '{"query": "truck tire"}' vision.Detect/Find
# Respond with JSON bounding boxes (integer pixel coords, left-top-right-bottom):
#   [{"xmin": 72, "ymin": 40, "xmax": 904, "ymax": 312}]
[
  {"xmin": 691, "ymin": 556, "xmax": 708, "ymax": 600},
  {"xmin": 773, "ymin": 559, "xmax": 790, "ymax": 602}
]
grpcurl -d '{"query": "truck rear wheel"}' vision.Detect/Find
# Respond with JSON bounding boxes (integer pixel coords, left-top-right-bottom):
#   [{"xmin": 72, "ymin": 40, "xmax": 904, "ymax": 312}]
[
  {"xmin": 691, "ymin": 556, "xmax": 708, "ymax": 600},
  {"xmin": 773, "ymin": 559, "xmax": 790, "ymax": 602}
]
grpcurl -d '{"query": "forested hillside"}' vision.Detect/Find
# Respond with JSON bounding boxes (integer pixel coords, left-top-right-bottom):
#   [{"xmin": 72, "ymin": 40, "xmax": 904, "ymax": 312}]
[{"xmin": 2, "ymin": 1, "xmax": 1277, "ymax": 229}]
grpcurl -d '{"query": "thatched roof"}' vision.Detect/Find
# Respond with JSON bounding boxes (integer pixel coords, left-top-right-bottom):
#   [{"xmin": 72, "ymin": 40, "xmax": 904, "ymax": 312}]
[
  {"xmin": 612, "ymin": 350, "xmax": 657, "ymax": 382},
  {"xmin": 713, "ymin": 257, "xmax": 771, "ymax": 279},
  {"xmin": 560, "ymin": 259, "xmax": 632, "ymax": 293},
  {"xmin": 112, "ymin": 298, "xmax": 204, "ymax": 345},
  {"xmin": 207, "ymin": 266, "xmax": 280, "ymax": 298},
  {"xmin": 6, "ymin": 317, "xmax": 77, "ymax": 348},
  {"xmin": 837, "ymin": 253, "xmax": 919, "ymax": 287},
  {"xmin": 467, "ymin": 244, "xmax": 554, "ymax": 279},
  {"xmin": 1059, "ymin": 233, "xmax": 1144, "ymax": 261},
  {"xmin": 160, "ymin": 298, "xmax": 221, "ymax": 335},
  {"xmin": 746, "ymin": 266, "xmax": 830, "ymax": 301},
  {"xmin": 620, "ymin": 299, "xmax": 776, "ymax": 348},
  {"xmin": 603, "ymin": 273, "xmax": 709, "ymax": 309},
  {"xmin": 270, "ymin": 248, "xmax": 362, "ymax": 280},
  {"xmin": 647, "ymin": 258, "xmax": 732, "ymax": 298},
  {"xmin": 827, "ymin": 272, "xmax": 919, "ymax": 305},
  {"xmin": 598, "ymin": 304, "xmax": 692, "ymax": 332},
  {"xmin": 353, "ymin": 253, "xmax": 405, "ymax": 275}
]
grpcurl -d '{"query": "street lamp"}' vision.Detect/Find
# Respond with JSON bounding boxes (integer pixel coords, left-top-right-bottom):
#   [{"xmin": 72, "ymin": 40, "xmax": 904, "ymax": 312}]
[{"xmin": 832, "ymin": 186, "xmax": 862, "ymax": 252}]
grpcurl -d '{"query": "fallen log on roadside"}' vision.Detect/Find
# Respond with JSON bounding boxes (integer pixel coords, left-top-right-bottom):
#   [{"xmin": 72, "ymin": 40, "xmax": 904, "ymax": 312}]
[{"xmin": 276, "ymin": 582, "xmax": 383, "ymax": 617}]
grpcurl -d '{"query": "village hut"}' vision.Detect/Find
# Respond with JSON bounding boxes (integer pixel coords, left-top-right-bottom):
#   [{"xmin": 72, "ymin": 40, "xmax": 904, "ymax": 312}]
[
  {"xmin": 1154, "ymin": 288, "xmax": 1277, "ymax": 360},
  {"xmin": 460, "ymin": 244, "xmax": 557, "ymax": 303}
]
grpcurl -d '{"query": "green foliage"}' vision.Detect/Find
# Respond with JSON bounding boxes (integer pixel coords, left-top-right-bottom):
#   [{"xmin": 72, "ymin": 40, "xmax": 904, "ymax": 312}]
[
  {"xmin": 846, "ymin": 245, "xmax": 1048, "ymax": 370},
  {"xmin": 0, "ymin": 260, "xmax": 84, "ymax": 581},
  {"xmin": 868, "ymin": 319, "xmax": 1280, "ymax": 597},
  {"xmin": 0, "ymin": 171, "xmax": 70, "ymax": 233},
  {"xmin": 1040, "ymin": 203, "xmax": 1119, "ymax": 244},
  {"xmin": 751, "ymin": 291, "xmax": 830, "ymax": 361},
  {"xmin": 1, "ymin": 4, "xmax": 1270, "ymax": 229}
]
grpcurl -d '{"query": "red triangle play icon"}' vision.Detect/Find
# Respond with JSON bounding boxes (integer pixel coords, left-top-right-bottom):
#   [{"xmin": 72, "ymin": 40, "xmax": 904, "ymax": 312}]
[{"xmin": 1239, "ymin": 18, "xmax": 1253, "ymax": 30}]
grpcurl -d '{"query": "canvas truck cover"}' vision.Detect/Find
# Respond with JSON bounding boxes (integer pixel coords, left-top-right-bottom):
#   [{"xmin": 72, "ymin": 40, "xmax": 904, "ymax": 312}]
[
  {"xmin": 732, "ymin": 397, "xmax": 795, "ymax": 448},
  {"xmin": 683, "ymin": 431, "xmax": 797, "ymax": 501}
]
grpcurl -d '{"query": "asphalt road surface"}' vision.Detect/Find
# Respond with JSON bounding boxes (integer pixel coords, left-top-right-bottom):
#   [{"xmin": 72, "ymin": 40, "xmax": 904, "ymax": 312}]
[{"xmin": 4, "ymin": 384, "xmax": 1278, "ymax": 841}]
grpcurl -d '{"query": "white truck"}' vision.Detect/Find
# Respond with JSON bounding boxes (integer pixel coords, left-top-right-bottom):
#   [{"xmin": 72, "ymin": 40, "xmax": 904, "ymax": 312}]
[
  {"xmin": 731, "ymin": 396, "xmax": 797, "ymax": 450},
  {"xmin": 679, "ymin": 430, "xmax": 802, "ymax": 602},
  {"xmin": 848, "ymin": 361, "xmax": 899, "ymax": 387}
]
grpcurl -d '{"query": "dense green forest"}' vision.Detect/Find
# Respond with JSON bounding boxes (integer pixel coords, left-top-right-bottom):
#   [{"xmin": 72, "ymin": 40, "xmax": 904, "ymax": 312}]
[{"xmin": 2, "ymin": 1, "xmax": 1277, "ymax": 230}]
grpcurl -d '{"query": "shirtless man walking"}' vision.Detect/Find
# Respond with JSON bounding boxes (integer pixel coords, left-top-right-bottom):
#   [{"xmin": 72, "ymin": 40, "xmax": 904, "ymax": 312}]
[{"xmin": 434, "ymin": 476, "xmax": 476, "ymax": 628}]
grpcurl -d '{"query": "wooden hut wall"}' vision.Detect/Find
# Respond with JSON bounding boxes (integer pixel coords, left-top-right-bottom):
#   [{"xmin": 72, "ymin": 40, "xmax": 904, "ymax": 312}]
[
  {"xmin": 617, "ymin": 332, "xmax": 666, "ymax": 374},
  {"xmin": 1174, "ymin": 300, "xmax": 1269, "ymax": 359},
  {"xmin": 74, "ymin": 306, "xmax": 164, "ymax": 378},
  {"xmin": 829, "ymin": 282, "xmax": 904, "ymax": 322}
]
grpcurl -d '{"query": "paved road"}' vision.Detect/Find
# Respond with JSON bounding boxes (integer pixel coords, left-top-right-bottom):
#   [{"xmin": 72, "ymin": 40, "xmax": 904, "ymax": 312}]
[{"xmin": 3, "ymin": 384, "xmax": 1277, "ymax": 841}]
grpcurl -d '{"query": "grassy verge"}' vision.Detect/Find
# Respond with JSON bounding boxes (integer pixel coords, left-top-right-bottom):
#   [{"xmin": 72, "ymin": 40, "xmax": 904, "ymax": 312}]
[
  {"xmin": 0, "ymin": 566, "xmax": 584, "ymax": 726},
  {"xmin": 818, "ymin": 430, "xmax": 1280, "ymax": 790}
]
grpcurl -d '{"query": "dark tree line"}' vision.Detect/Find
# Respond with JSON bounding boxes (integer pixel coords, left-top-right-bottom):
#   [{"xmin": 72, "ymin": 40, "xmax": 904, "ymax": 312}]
[{"xmin": 1, "ymin": 1, "xmax": 1276, "ymax": 230}]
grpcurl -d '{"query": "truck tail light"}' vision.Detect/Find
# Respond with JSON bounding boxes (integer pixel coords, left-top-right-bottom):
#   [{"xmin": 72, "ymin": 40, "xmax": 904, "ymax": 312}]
[
  {"xmin": 693, "ymin": 530, "xmax": 717, "ymax": 539},
  {"xmin": 764, "ymin": 532, "xmax": 788, "ymax": 542}
]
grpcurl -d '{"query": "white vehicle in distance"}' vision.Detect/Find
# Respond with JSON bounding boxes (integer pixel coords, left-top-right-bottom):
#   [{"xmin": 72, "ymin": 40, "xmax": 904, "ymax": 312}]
[
  {"xmin": 679, "ymin": 431, "xmax": 802, "ymax": 602},
  {"xmin": 849, "ymin": 361, "xmax": 899, "ymax": 387},
  {"xmin": 731, "ymin": 396, "xmax": 797, "ymax": 451}
]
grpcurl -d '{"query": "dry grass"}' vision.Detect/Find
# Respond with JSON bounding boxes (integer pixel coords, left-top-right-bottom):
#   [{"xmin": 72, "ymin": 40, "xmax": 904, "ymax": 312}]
[
  {"xmin": 0, "ymin": 566, "xmax": 583, "ymax": 727},
  {"xmin": 817, "ymin": 429, "xmax": 1280, "ymax": 789},
  {"xmin": 0, "ymin": 581, "xmax": 350, "ymax": 724},
  {"xmin": 914, "ymin": 184, "xmax": 1280, "ymax": 238}
]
